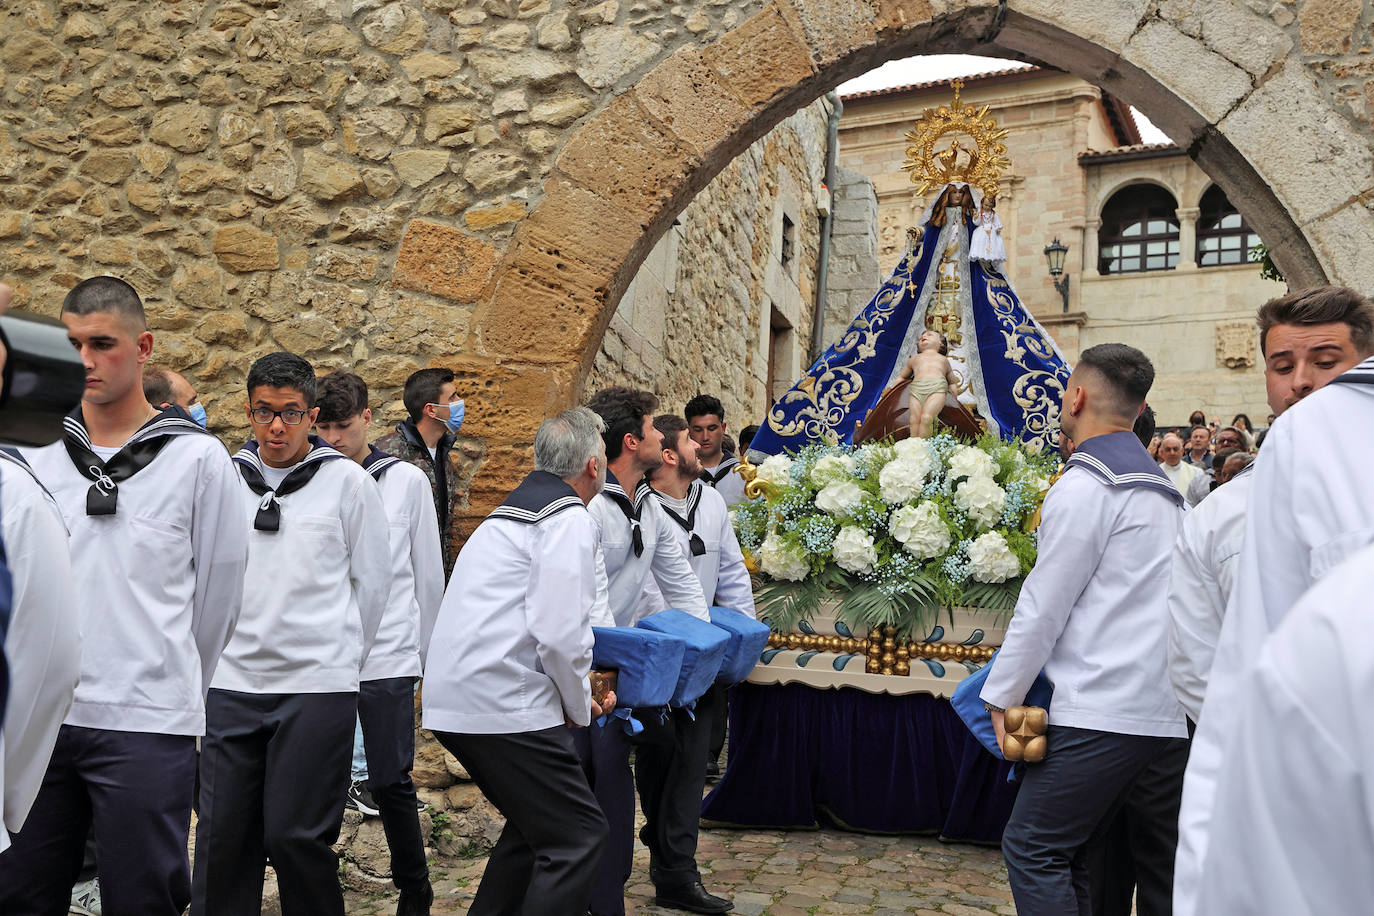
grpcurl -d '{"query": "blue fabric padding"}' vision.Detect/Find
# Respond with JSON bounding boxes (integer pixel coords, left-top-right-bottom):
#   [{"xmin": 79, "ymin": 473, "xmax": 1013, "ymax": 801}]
[
  {"xmin": 708, "ymin": 606, "xmax": 771, "ymax": 685},
  {"xmin": 950, "ymin": 648, "xmax": 1054, "ymax": 759},
  {"xmin": 635, "ymin": 609, "xmax": 729, "ymax": 707},
  {"xmin": 591, "ymin": 626, "xmax": 685, "ymax": 710}
]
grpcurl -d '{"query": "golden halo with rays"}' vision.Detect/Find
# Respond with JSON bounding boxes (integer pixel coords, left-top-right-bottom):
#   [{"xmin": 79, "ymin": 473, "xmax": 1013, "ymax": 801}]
[{"xmin": 901, "ymin": 78, "xmax": 1011, "ymax": 199}]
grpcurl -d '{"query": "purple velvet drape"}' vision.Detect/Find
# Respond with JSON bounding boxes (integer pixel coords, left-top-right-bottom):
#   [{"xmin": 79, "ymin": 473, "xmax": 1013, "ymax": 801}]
[{"xmin": 700, "ymin": 682, "xmax": 1019, "ymax": 843}]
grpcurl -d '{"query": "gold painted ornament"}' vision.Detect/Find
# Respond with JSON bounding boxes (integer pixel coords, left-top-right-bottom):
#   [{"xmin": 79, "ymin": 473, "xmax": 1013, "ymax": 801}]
[
  {"xmin": 901, "ymin": 78, "xmax": 1011, "ymax": 200},
  {"xmin": 1001, "ymin": 705, "xmax": 1048, "ymax": 763}
]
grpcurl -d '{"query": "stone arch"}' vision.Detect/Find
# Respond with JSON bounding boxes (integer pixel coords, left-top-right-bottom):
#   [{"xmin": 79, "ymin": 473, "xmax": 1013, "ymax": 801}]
[{"xmin": 455, "ymin": 0, "xmax": 1372, "ymax": 515}]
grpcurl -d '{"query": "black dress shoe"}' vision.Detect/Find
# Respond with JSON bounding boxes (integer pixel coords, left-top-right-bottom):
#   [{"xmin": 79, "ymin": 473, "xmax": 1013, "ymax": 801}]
[
  {"xmin": 653, "ymin": 881, "xmax": 732, "ymax": 914},
  {"xmin": 396, "ymin": 880, "xmax": 433, "ymax": 916},
  {"xmin": 705, "ymin": 759, "xmax": 721, "ymax": 780}
]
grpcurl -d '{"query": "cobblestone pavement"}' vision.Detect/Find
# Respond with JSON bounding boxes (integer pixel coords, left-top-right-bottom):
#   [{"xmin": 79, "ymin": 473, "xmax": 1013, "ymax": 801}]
[{"xmin": 343, "ymin": 826, "xmax": 1017, "ymax": 915}]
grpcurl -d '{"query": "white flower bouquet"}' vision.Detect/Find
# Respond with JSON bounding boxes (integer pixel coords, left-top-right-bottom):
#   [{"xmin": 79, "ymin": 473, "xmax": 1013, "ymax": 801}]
[{"xmin": 733, "ymin": 433, "xmax": 1058, "ymax": 639}]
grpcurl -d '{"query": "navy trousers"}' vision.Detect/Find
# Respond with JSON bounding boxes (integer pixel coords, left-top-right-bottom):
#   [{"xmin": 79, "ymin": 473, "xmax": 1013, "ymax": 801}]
[
  {"xmin": 0, "ymin": 725, "xmax": 197, "ymax": 916},
  {"xmin": 191, "ymin": 689, "xmax": 355, "ymax": 916},
  {"xmin": 438, "ymin": 726, "xmax": 607, "ymax": 916},
  {"xmin": 1001, "ymin": 725, "xmax": 1189, "ymax": 916},
  {"xmin": 357, "ymin": 676, "xmax": 428, "ymax": 894},
  {"xmin": 571, "ymin": 717, "xmax": 635, "ymax": 916},
  {"xmin": 633, "ymin": 704, "xmax": 714, "ymax": 888}
]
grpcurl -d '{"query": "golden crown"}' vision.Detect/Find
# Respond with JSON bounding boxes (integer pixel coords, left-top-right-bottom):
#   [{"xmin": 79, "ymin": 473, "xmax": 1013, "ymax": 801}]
[{"xmin": 901, "ymin": 78, "xmax": 1011, "ymax": 199}]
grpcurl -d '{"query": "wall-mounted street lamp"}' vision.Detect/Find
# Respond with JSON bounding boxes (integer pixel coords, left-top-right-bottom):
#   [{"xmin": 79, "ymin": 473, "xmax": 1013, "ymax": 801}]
[{"xmin": 1043, "ymin": 237, "xmax": 1070, "ymax": 312}]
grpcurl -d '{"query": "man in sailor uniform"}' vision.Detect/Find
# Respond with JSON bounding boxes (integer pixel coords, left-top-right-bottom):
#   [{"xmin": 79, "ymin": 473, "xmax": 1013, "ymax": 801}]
[
  {"xmin": 636, "ymin": 414, "xmax": 756, "ymax": 915},
  {"xmin": 316, "ymin": 371, "xmax": 443, "ymax": 916},
  {"xmin": 686, "ymin": 395, "xmax": 746, "ymax": 508},
  {"xmin": 0, "ymin": 277, "xmax": 249, "ymax": 916},
  {"xmin": 191, "ymin": 353, "xmax": 390, "ymax": 916},
  {"xmin": 583, "ymin": 387, "xmax": 712, "ymax": 916},
  {"xmin": 1174, "ymin": 293, "xmax": 1374, "ymax": 916},
  {"xmin": 980, "ymin": 344, "xmax": 1189, "ymax": 915},
  {"xmin": 423, "ymin": 407, "xmax": 613, "ymax": 916}
]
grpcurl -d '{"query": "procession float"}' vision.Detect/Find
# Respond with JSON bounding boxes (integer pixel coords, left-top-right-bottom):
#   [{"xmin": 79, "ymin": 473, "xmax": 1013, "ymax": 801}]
[{"xmin": 701, "ymin": 82, "xmax": 1072, "ymax": 842}]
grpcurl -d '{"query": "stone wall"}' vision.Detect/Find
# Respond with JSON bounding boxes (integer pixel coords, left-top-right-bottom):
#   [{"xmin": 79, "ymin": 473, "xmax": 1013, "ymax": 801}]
[
  {"xmin": 585, "ymin": 98, "xmax": 833, "ymax": 426},
  {"xmin": 822, "ymin": 163, "xmax": 882, "ymax": 345}
]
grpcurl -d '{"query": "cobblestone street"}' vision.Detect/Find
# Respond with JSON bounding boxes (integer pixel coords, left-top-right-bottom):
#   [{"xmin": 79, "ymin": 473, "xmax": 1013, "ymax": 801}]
[{"xmin": 343, "ymin": 826, "xmax": 1016, "ymax": 915}]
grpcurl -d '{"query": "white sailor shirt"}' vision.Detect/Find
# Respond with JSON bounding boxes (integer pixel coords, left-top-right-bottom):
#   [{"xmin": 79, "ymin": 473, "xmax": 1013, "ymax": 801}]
[
  {"xmin": 423, "ymin": 471, "xmax": 596, "ymax": 733},
  {"xmin": 1166, "ymin": 464, "xmax": 1253, "ymax": 722},
  {"xmin": 641, "ymin": 480, "xmax": 755, "ymax": 618},
  {"xmin": 0, "ymin": 454, "xmax": 81, "ymax": 854},
  {"xmin": 1175, "ymin": 365, "xmax": 1374, "ymax": 916},
  {"xmin": 981, "ymin": 434, "xmax": 1187, "ymax": 738},
  {"xmin": 1196, "ymin": 543, "xmax": 1374, "ymax": 915},
  {"xmin": 22, "ymin": 415, "xmax": 248, "ymax": 736},
  {"xmin": 588, "ymin": 471, "xmax": 708, "ymax": 627},
  {"xmin": 213, "ymin": 445, "xmax": 389, "ymax": 695},
  {"xmin": 361, "ymin": 449, "xmax": 444, "ymax": 680},
  {"xmin": 700, "ymin": 456, "xmax": 747, "ymax": 507}
]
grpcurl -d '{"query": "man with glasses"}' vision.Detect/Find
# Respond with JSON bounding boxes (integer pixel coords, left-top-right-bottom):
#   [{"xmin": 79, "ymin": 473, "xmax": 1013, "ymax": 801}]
[{"xmin": 192, "ymin": 352, "xmax": 389, "ymax": 916}]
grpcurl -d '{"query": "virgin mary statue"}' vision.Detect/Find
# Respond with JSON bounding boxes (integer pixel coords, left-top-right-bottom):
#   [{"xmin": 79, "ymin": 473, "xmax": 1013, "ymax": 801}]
[{"xmin": 748, "ymin": 85, "xmax": 1071, "ymax": 457}]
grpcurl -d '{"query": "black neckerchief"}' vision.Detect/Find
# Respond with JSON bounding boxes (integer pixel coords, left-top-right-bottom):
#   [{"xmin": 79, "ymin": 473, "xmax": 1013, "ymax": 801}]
[
  {"xmin": 232, "ymin": 437, "xmax": 346, "ymax": 532},
  {"xmin": 1066, "ymin": 430, "xmax": 1184, "ymax": 505},
  {"xmin": 62, "ymin": 406, "xmax": 208, "ymax": 516},
  {"xmin": 1331, "ymin": 355, "xmax": 1374, "ymax": 386},
  {"xmin": 488, "ymin": 470, "xmax": 584, "ymax": 525},
  {"xmin": 602, "ymin": 469, "xmax": 652, "ymax": 557},
  {"xmin": 362, "ymin": 444, "xmax": 402, "ymax": 481},
  {"xmin": 652, "ymin": 480, "xmax": 705, "ymax": 556},
  {"xmin": 699, "ymin": 455, "xmax": 739, "ymax": 487}
]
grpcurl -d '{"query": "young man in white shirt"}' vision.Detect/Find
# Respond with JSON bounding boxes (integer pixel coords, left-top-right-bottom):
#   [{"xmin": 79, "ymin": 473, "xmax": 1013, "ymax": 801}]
[
  {"xmin": 315, "ymin": 371, "xmax": 442, "ymax": 916},
  {"xmin": 685, "ymin": 395, "xmax": 746, "ymax": 507},
  {"xmin": 424, "ymin": 407, "xmax": 613, "ymax": 916},
  {"xmin": 192, "ymin": 353, "xmax": 389, "ymax": 916},
  {"xmin": 636, "ymin": 414, "xmax": 755, "ymax": 914},
  {"xmin": 582, "ymin": 387, "xmax": 711, "ymax": 916},
  {"xmin": 0, "ymin": 277, "xmax": 248, "ymax": 916},
  {"xmin": 980, "ymin": 343, "xmax": 1189, "ymax": 915},
  {"xmin": 1173, "ymin": 288, "xmax": 1374, "ymax": 916}
]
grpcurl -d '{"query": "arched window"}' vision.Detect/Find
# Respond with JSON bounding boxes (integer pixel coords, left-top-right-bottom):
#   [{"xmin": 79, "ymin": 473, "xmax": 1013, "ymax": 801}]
[
  {"xmin": 1098, "ymin": 185, "xmax": 1180, "ymax": 274},
  {"xmin": 1197, "ymin": 184, "xmax": 1261, "ymax": 267}
]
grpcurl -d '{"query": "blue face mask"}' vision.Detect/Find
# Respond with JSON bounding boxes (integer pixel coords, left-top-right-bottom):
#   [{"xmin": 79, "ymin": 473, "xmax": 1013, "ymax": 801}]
[
  {"xmin": 432, "ymin": 399, "xmax": 464, "ymax": 433},
  {"xmin": 188, "ymin": 402, "xmax": 208, "ymax": 429}
]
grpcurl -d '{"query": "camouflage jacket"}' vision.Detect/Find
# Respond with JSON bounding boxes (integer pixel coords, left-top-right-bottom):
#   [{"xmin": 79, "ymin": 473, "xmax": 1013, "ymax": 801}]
[{"xmin": 373, "ymin": 419, "xmax": 460, "ymax": 575}]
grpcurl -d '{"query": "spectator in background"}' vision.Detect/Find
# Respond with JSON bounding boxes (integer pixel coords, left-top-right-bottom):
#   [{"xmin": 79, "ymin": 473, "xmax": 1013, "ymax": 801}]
[
  {"xmin": 1158, "ymin": 432, "xmax": 1201, "ymax": 497},
  {"xmin": 1188, "ymin": 409, "xmax": 1206, "ymax": 428},
  {"xmin": 739, "ymin": 424, "xmax": 760, "ymax": 453},
  {"xmin": 143, "ymin": 368, "xmax": 207, "ymax": 428},
  {"xmin": 1182, "ymin": 426, "xmax": 1213, "ymax": 470}
]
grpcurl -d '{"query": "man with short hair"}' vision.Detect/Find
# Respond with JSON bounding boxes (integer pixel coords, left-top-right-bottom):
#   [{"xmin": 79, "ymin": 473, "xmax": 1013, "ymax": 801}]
[
  {"xmin": 1156, "ymin": 432, "xmax": 1200, "ymax": 497},
  {"xmin": 373, "ymin": 368, "xmax": 466, "ymax": 574},
  {"xmin": 0, "ymin": 277, "xmax": 249, "ymax": 916},
  {"xmin": 1173, "ymin": 284, "xmax": 1374, "ymax": 916},
  {"xmin": 424, "ymin": 407, "xmax": 613, "ymax": 916},
  {"xmin": 316, "ymin": 371, "xmax": 441, "ymax": 916},
  {"xmin": 982, "ymin": 343, "xmax": 1188, "ymax": 915},
  {"xmin": 685, "ymin": 395, "xmax": 745, "ymax": 507},
  {"xmin": 193, "ymin": 352, "xmax": 389, "ymax": 916},
  {"xmin": 1213, "ymin": 451, "xmax": 1252, "ymax": 486},
  {"xmin": 143, "ymin": 368, "xmax": 207, "ymax": 429},
  {"xmin": 582, "ymin": 387, "xmax": 710, "ymax": 916},
  {"xmin": 636, "ymin": 415, "xmax": 755, "ymax": 913},
  {"xmin": 1181, "ymin": 425, "xmax": 1212, "ymax": 469}
]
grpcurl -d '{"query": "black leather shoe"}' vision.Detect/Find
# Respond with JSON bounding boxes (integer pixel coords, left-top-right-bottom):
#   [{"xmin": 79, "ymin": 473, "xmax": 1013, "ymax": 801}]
[
  {"xmin": 653, "ymin": 881, "xmax": 732, "ymax": 914},
  {"xmin": 396, "ymin": 880, "xmax": 433, "ymax": 916}
]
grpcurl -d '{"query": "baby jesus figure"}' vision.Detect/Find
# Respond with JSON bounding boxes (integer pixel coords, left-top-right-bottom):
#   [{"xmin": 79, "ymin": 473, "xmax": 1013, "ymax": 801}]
[{"xmin": 897, "ymin": 328, "xmax": 957, "ymax": 438}]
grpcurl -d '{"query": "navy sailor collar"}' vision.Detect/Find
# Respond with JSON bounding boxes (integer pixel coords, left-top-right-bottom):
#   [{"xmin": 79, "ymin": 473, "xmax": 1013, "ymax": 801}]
[
  {"xmin": 232, "ymin": 436, "xmax": 346, "ymax": 475},
  {"xmin": 64, "ymin": 404, "xmax": 208, "ymax": 449},
  {"xmin": 601, "ymin": 468, "xmax": 653, "ymax": 557},
  {"xmin": 700, "ymin": 455, "xmax": 739, "ymax": 486},
  {"xmin": 488, "ymin": 470, "xmax": 583, "ymax": 525},
  {"xmin": 1331, "ymin": 354, "xmax": 1374, "ymax": 386},
  {"xmin": 1066, "ymin": 430, "xmax": 1184, "ymax": 505},
  {"xmin": 362, "ymin": 444, "xmax": 402, "ymax": 481}
]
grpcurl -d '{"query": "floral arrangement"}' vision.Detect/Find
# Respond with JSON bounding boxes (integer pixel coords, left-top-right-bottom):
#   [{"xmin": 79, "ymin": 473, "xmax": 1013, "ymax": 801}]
[{"xmin": 732, "ymin": 433, "xmax": 1058, "ymax": 640}]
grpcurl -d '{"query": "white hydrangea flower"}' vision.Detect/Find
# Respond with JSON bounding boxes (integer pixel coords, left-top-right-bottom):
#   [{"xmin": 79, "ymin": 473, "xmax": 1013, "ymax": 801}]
[
  {"xmin": 967, "ymin": 531, "xmax": 1021, "ymax": 583},
  {"xmin": 831, "ymin": 525, "xmax": 878, "ymax": 574},
  {"xmin": 878, "ymin": 454, "xmax": 932, "ymax": 504},
  {"xmin": 888, "ymin": 502, "xmax": 951, "ymax": 559},
  {"xmin": 954, "ymin": 474, "xmax": 1006, "ymax": 529},
  {"xmin": 809, "ymin": 454, "xmax": 858, "ymax": 487},
  {"xmin": 893, "ymin": 437, "xmax": 932, "ymax": 463},
  {"xmin": 948, "ymin": 445, "xmax": 998, "ymax": 481},
  {"xmin": 759, "ymin": 532, "xmax": 810, "ymax": 581},
  {"xmin": 814, "ymin": 480, "xmax": 865, "ymax": 516},
  {"xmin": 755, "ymin": 454, "xmax": 794, "ymax": 485}
]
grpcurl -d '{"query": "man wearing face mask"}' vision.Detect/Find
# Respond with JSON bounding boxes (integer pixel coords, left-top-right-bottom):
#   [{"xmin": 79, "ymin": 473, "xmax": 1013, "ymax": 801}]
[
  {"xmin": 374, "ymin": 368, "xmax": 466, "ymax": 575},
  {"xmin": 143, "ymin": 368, "xmax": 208, "ymax": 429}
]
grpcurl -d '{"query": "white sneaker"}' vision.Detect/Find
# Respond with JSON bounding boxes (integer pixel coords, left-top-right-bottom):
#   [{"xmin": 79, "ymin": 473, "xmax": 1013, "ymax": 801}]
[{"xmin": 70, "ymin": 877, "xmax": 102, "ymax": 916}]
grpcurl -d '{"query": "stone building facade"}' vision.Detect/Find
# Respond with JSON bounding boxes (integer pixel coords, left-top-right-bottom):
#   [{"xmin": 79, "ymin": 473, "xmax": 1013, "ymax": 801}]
[
  {"xmin": 2, "ymin": 0, "xmax": 1373, "ymax": 532},
  {"xmin": 837, "ymin": 67, "xmax": 1285, "ymax": 426}
]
